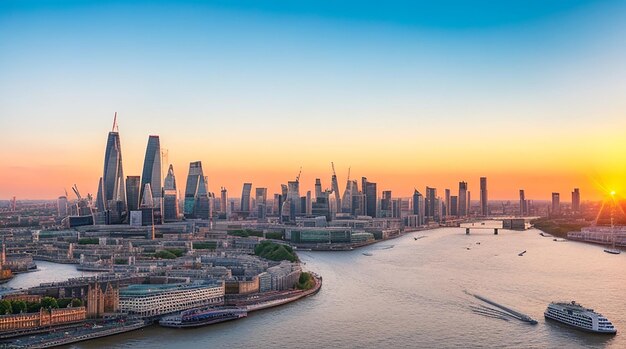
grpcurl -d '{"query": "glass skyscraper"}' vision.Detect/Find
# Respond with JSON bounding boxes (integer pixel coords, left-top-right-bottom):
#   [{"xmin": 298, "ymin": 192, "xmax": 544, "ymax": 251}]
[{"xmin": 140, "ymin": 135, "xmax": 162, "ymax": 207}]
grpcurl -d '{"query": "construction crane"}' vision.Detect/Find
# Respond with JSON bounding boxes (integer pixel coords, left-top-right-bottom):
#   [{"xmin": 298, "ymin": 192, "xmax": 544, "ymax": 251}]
[
  {"xmin": 72, "ymin": 184, "xmax": 82, "ymax": 200},
  {"xmin": 295, "ymin": 167, "xmax": 302, "ymax": 183}
]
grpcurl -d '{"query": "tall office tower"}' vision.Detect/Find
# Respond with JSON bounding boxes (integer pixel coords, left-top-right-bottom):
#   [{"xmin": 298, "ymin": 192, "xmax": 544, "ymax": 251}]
[
  {"xmin": 140, "ymin": 184, "xmax": 154, "ymax": 208},
  {"xmin": 101, "ymin": 115, "xmax": 127, "ymax": 222},
  {"xmin": 140, "ymin": 136, "xmax": 162, "ymax": 207},
  {"xmin": 57, "ymin": 196, "xmax": 68, "ymax": 217},
  {"xmin": 572, "ymin": 188, "xmax": 580, "ymax": 213},
  {"xmin": 361, "ymin": 177, "xmax": 368, "ymax": 197},
  {"xmin": 352, "ymin": 193, "xmax": 366, "ymax": 216},
  {"xmin": 444, "ymin": 189, "xmax": 451, "ymax": 217},
  {"xmin": 519, "ymin": 189, "xmax": 527, "ymax": 216},
  {"xmin": 365, "ymin": 181, "xmax": 377, "ymax": 218},
  {"xmin": 458, "ymin": 182, "xmax": 468, "ymax": 217},
  {"xmin": 450, "ymin": 196, "xmax": 458, "ymax": 216},
  {"xmin": 162, "ymin": 165, "xmax": 179, "ymax": 222},
  {"xmin": 306, "ymin": 191, "xmax": 312, "ymax": 215},
  {"xmin": 281, "ymin": 184, "xmax": 288, "ymax": 198},
  {"xmin": 312, "ymin": 190, "xmax": 331, "ymax": 221},
  {"xmin": 125, "ymin": 176, "xmax": 141, "ymax": 212},
  {"xmin": 194, "ymin": 175, "xmax": 210, "ymax": 219},
  {"xmin": 183, "ymin": 161, "xmax": 208, "ymax": 218},
  {"xmin": 287, "ymin": 181, "xmax": 301, "ymax": 217},
  {"xmin": 273, "ymin": 193, "xmax": 282, "ymax": 216},
  {"xmin": 220, "ymin": 187, "xmax": 228, "ymax": 215},
  {"xmin": 341, "ymin": 176, "xmax": 354, "ymax": 214},
  {"xmin": 10, "ymin": 197, "xmax": 16, "ymax": 212},
  {"xmin": 480, "ymin": 177, "xmax": 488, "ymax": 216},
  {"xmin": 467, "ymin": 191, "xmax": 471, "ymax": 215},
  {"xmin": 551, "ymin": 192, "xmax": 561, "ymax": 216},
  {"xmin": 95, "ymin": 177, "xmax": 105, "ymax": 212},
  {"xmin": 330, "ymin": 164, "xmax": 341, "ymax": 212},
  {"xmin": 315, "ymin": 179, "xmax": 323, "ymax": 199},
  {"xmin": 392, "ymin": 198, "xmax": 402, "ymax": 218},
  {"xmin": 381, "ymin": 190, "xmax": 392, "ymax": 218},
  {"xmin": 240, "ymin": 183, "xmax": 252, "ymax": 213},
  {"xmin": 255, "ymin": 187, "xmax": 267, "ymax": 219},
  {"xmin": 425, "ymin": 187, "xmax": 437, "ymax": 222},
  {"xmin": 412, "ymin": 190, "xmax": 425, "ymax": 225}
]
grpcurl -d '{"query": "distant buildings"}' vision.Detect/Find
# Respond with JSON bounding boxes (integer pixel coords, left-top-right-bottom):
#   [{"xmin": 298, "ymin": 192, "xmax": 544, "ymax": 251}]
[
  {"xmin": 240, "ymin": 183, "xmax": 252, "ymax": 214},
  {"xmin": 97, "ymin": 117, "xmax": 127, "ymax": 224},
  {"xmin": 572, "ymin": 188, "xmax": 580, "ymax": 213},
  {"xmin": 412, "ymin": 190, "xmax": 425, "ymax": 226},
  {"xmin": 140, "ymin": 135, "xmax": 162, "ymax": 208},
  {"xmin": 162, "ymin": 165, "xmax": 179, "ymax": 222},
  {"xmin": 551, "ymin": 192, "xmax": 561, "ymax": 216},
  {"xmin": 184, "ymin": 161, "xmax": 209, "ymax": 219},
  {"xmin": 365, "ymin": 180, "xmax": 377, "ymax": 218},
  {"xmin": 125, "ymin": 176, "xmax": 141, "ymax": 212},
  {"xmin": 480, "ymin": 177, "xmax": 488, "ymax": 216},
  {"xmin": 519, "ymin": 189, "xmax": 527, "ymax": 216},
  {"xmin": 57, "ymin": 196, "xmax": 68, "ymax": 217},
  {"xmin": 255, "ymin": 187, "xmax": 267, "ymax": 219},
  {"xmin": 426, "ymin": 187, "xmax": 437, "ymax": 222}
]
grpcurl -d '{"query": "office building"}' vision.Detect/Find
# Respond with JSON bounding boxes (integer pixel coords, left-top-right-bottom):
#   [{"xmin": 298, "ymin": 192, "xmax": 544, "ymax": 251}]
[
  {"xmin": 183, "ymin": 161, "xmax": 209, "ymax": 219},
  {"xmin": 552, "ymin": 192, "xmax": 561, "ymax": 216},
  {"xmin": 412, "ymin": 189, "xmax": 425, "ymax": 226},
  {"xmin": 162, "ymin": 165, "xmax": 179, "ymax": 222},
  {"xmin": 572, "ymin": 188, "xmax": 580, "ymax": 213},
  {"xmin": 255, "ymin": 187, "xmax": 267, "ymax": 219},
  {"xmin": 519, "ymin": 189, "xmax": 527, "ymax": 216},
  {"xmin": 98, "ymin": 116, "xmax": 127, "ymax": 223},
  {"xmin": 126, "ymin": 176, "xmax": 141, "ymax": 212},
  {"xmin": 480, "ymin": 177, "xmax": 488, "ymax": 216},
  {"xmin": 241, "ymin": 183, "xmax": 252, "ymax": 214},
  {"xmin": 140, "ymin": 135, "xmax": 162, "ymax": 207},
  {"xmin": 57, "ymin": 196, "xmax": 68, "ymax": 217},
  {"xmin": 444, "ymin": 189, "xmax": 451, "ymax": 217},
  {"xmin": 426, "ymin": 187, "xmax": 437, "ymax": 222},
  {"xmin": 365, "ymin": 181, "xmax": 377, "ymax": 218},
  {"xmin": 458, "ymin": 182, "xmax": 468, "ymax": 217},
  {"xmin": 450, "ymin": 196, "xmax": 458, "ymax": 216},
  {"xmin": 381, "ymin": 190, "xmax": 392, "ymax": 218}
]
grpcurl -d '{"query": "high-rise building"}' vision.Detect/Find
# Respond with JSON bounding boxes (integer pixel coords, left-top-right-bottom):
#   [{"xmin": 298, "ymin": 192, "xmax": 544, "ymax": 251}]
[
  {"xmin": 162, "ymin": 165, "xmax": 179, "ymax": 222},
  {"xmin": 57, "ymin": 196, "xmax": 68, "ymax": 217},
  {"xmin": 287, "ymin": 181, "xmax": 301, "ymax": 219},
  {"xmin": 426, "ymin": 187, "xmax": 437, "ymax": 222},
  {"xmin": 552, "ymin": 192, "xmax": 561, "ymax": 216},
  {"xmin": 412, "ymin": 190, "xmax": 425, "ymax": 225},
  {"xmin": 480, "ymin": 177, "xmax": 488, "ymax": 216},
  {"xmin": 126, "ymin": 176, "xmax": 141, "ymax": 212},
  {"xmin": 381, "ymin": 190, "xmax": 392, "ymax": 218},
  {"xmin": 330, "ymin": 165, "xmax": 341, "ymax": 214},
  {"xmin": 450, "ymin": 196, "xmax": 458, "ymax": 216},
  {"xmin": 444, "ymin": 189, "xmax": 451, "ymax": 217},
  {"xmin": 467, "ymin": 191, "xmax": 471, "ymax": 215},
  {"xmin": 306, "ymin": 190, "xmax": 312, "ymax": 216},
  {"xmin": 519, "ymin": 189, "xmax": 527, "ymax": 216},
  {"xmin": 220, "ymin": 187, "xmax": 229, "ymax": 215},
  {"xmin": 255, "ymin": 187, "xmax": 267, "ymax": 219},
  {"xmin": 341, "ymin": 177, "xmax": 354, "ymax": 214},
  {"xmin": 458, "ymin": 182, "xmax": 468, "ymax": 217},
  {"xmin": 365, "ymin": 181, "xmax": 377, "ymax": 218},
  {"xmin": 392, "ymin": 198, "xmax": 402, "ymax": 219},
  {"xmin": 241, "ymin": 183, "xmax": 252, "ymax": 213},
  {"xmin": 140, "ymin": 136, "xmax": 162, "ymax": 207},
  {"xmin": 100, "ymin": 115, "xmax": 127, "ymax": 222},
  {"xmin": 572, "ymin": 188, "xmax": 580, "ymax": 213},
  {"xmin": 183, "ymin": 161, "xmax": 209, "ymax": 219}
]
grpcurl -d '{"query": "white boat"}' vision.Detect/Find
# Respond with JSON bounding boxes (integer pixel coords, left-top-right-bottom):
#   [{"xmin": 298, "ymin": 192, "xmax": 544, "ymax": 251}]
[{"xmin": 544, "ymin": 301, "xmax": 616, "ymax": 334}]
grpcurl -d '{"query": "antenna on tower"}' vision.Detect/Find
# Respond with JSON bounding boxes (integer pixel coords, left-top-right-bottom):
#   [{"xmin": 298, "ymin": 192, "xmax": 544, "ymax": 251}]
[{"xmin": 112, "ymin": 112, "xmax": 118, "ymax": 132}]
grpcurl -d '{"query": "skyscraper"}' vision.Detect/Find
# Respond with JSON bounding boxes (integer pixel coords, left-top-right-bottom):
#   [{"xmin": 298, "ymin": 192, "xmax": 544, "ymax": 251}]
[
  {"xmin": 450, "ymin": 196, "xmax": 458, "ymax": 216},
  {"xmin": 184, "ymin": 161, "xmax": 208, "ymax": 219},
  {"xmin": 255, "ymin": 187, "xmax": 267, "ymax": 219},
  {"xmin": 458, "ymin": 182, "xmax": 467, "ymax": 217},
  {"xmin": 140, "ymin": 135, "xmax": 162, "ymax": 207},
  {"xmin": 57, "ymin": 195, "xmax": 68, "ymax": 217},
  {"xmin": 444, "ymin": 189, "xmax": 451, "ymax": 217},
  {"xmin": 241, "ymin": 183, "xmax": 252, "ymax": 213},
  {"xmin": 552, "ymin": 192, "xmax": 561, "ymax": 216},
  {"xmin": 467, "ymin": 191, "xmax": 471, "ymax": 215},
  {"xmin": 220, "ymin": 187, "xmax": 228, "ymax": 215},
  {"xmin": 100, "ymin": 115, "xmax": 126, "ymax": 222},
  {"xmin": 381, "ymin": 190, "xmax": 392, "ymax": 218},
  {"xmin": 519, "ymin": 189, "xmax": 527, "ymax": 216},
  {"xmin": 287, "ymin": 180, "xmax": 301, "ymax": 219},
  {"xmin": 426, "ymin": 187, "xmax": 437, "ymax": 222},
  {"xmin": 126, "ymin": 176, "xmax": 141, "ymax": 212},
  {"xmin": 365, "ymin": 181, "xmax": 377, "ymax": 218},
  {"xmin": 330, "ymin": 164, "xmax": 341, "ymax": 214},
  {"xmin": 412, "ymin": 189, "xmax": 425, "ymax": 225},
  {"xmin": 480, "ymin": 177, "xmax": 488, "ymax": 216},
  {"xmin": 572, "ymin": 188, "xmax": 580, "ymax": 213},
  {"xmin": 162, "ymin": 165, "xmax": 179, "ymax": 222}
]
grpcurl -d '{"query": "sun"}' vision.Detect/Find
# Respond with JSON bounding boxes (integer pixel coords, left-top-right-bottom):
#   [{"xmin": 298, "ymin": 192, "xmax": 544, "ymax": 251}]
[{"xmin": 610, "ymin": 190, "xmax": 616, "ymax": 196}]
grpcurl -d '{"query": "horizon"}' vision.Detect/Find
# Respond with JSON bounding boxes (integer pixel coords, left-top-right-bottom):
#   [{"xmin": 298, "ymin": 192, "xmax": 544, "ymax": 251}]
[{"xmin": 2, "ymin": 0, "xmax": 626, "ymax": 201}]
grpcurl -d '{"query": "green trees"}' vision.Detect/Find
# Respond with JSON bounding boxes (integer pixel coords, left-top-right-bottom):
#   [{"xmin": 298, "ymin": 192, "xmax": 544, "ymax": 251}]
[
  {"xmin": 0, "ymin": 300, "xmax": 12, "ymax": 315},
  {"xmin": 296, "ymin": 272, "xmax": 315, "ymax": 290},
  {"xmin": 192, "ymin": 242, "xmax": 217, "ymax": 250},
  {"xmin": 11, "ymin": 300, "xmax": 27, "ymax": 314},
  {"xmin": 77, "ymin": 238, "xmax": 99, "ymax": 245},
  {"xmin": 254, "ymin": 241, "xmax": 298, "ymax": 262},
  {"xmin": 40, "ymin": 297, "xmax": 59, "ymax": 309}
]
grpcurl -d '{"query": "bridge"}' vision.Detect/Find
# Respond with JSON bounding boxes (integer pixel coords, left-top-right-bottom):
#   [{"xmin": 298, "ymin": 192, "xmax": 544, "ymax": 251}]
[
  {"xmin": 460, "ymin": 221, "xmax": 502, "ymax": 235},
  {"xmin": 460, "ymin": 218, "xmax": 532, "ymax": 234}
]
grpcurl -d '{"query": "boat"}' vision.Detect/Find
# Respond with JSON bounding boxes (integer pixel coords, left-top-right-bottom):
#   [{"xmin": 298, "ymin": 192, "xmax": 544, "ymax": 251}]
[
  {"xmin": 362, "ymin": 252, "xmax": 373, "ymax": 256},
  {"xmin": 518, "ymin": 250, "xmax": 526, "ymax": 256},
  {"xmin": 159, "ymin": 307, "xmax": 247, "ymax": 328},
  {"xmin": 544, "ymin": 301, "xmax": 616, "ymax": 334}
]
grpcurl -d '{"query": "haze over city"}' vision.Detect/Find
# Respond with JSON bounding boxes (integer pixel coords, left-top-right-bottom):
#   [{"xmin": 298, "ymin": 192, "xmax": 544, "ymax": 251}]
[{"xmin": 2, "ymin": 0, "xmax": 626, "ymax": 200}]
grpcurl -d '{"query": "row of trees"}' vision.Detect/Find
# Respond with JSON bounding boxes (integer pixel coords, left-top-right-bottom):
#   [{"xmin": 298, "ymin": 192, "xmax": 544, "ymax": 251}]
[
  {"xmin": 254, "ymin": 241, "xmax": 298, "ymax": 262},
  {"xmin": 0, "ymin": 297, "xmax": 83, "ymax": 315}
]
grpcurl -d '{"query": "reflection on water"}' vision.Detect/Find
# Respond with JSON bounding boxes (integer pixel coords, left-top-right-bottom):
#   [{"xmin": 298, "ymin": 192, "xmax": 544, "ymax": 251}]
[{"xmin": 20, "ymin": 228, "xmax": 625, "ymax": 348}]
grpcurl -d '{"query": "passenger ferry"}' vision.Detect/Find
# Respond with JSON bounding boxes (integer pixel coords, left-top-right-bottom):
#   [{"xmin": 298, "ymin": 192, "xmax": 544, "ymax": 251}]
[
  {"xmin": 544, "ymin": 301, "xmax": 616, "ymax": 334},
  {"xmin": 159, "ymin": 307, "xmax": 247, "ymax": 328}
]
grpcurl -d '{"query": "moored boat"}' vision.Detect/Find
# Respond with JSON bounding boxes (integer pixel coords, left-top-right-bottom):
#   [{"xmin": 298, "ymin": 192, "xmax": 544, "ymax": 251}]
[{"xmin": 159, "ymin": 307, "xmax": 247, "ymax": 328}]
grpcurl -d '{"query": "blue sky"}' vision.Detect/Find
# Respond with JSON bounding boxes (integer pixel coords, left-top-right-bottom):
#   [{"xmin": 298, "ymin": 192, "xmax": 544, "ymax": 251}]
[{"xmin": 1, "ymin": 0, "xmax": 626, "ymax": 199}]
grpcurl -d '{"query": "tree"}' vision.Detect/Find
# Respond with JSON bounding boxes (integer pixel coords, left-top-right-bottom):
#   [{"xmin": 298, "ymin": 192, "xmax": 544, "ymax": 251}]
[
  {"xmin": 41, "ymin": 297, "xmax": 58, "ymax": 309},
  {"xmin": 11, "ymin": 300, "xmax": 27, "ymax": 314},
  {"xmin": 0, "ymin": 300, "xmax": 12, "ymax": 315},
  {"xmin": 71, "ymin": 298, "xmax": 83, "ymax": 307}
]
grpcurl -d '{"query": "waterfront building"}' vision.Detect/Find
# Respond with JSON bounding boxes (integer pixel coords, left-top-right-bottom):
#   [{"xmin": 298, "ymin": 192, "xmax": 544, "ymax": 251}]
[
  {"xmin": 287, "ymin": 181, "xmax": 301, "ymax": 218},
  {"xmin": 0, "ymin": 307, "xmax": 86, "ymax": 332},
  {"xmin": 381, "ymin": 190, "xmax": 392, "ymax": 218},
  {"xmin": 480, "ymin": 177, "xmax": 488, "ymax": 216},
  {"xmin": 57, "ymin": 196, "xmax": 68, "ymax": 217},
  {"xmin": 450, "ymin": 196, "xmax": 458, "ymax": 217},
  {"xmin": 266, "ymin": 261, "xmax": 302, "ymax": 291},
  {"xmin": 86, "ymin": 282, "xmax": 119, "ymax": 318},
  {"xmin": 365, "ymin": 181, "xmax": 377, "ymax": 218},
  {"xmin": 220, "ymin": 187, "xmax": 229, "ymax": 215},
  {"xmin": 392, "ymin": 198, "xmax": 402, "ymax": 219},
  {"xmin": 426, "ymin": 187, "xmax": 437, "ymax": 222},
  {"xmin": 140, "ymin": 135, "xmax": 162, "ymax": 207},
  {"xmin": 126, "ymin": 176, "xmax": 141, "ymax": 212},
  {"xmin": 119, "ymin": 282, "xmax": 224, "ymax": 318},
  {"xmin": 458, "ymin": 182, "xmax": 468, "ymax": 217},
  {"xmin": 552, "ymin": 192, "xmax": 561, "ymax": 216},
  {"xmin": 241, "ymin": 183, "xmax": 252, "ymax": 214},
  {"xmin": 572, "ymin": 188, "xmax": 580, "ymax": 213},
  {"xmin": 225, "ymin": 277, "xmax": 259, "ymax": 295},
  {"xmin": 412, "ymin": 189, "xmax": 425, "ymax": 226},
  {"xmin": 519, "ymin": 189, "xmax": 527, "ymax": 216}
]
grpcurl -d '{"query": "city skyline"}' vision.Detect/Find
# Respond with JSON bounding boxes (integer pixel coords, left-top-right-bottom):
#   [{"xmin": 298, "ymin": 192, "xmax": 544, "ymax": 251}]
[{"xmin": 2, "ymin": 1, "xmax": 626, "ymax": 200}]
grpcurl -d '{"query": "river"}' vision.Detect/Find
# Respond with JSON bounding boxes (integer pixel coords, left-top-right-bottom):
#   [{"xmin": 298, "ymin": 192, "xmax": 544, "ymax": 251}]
[{"xmin": 7, "ymin": 228, "xmax": 625, "ymax": 348}]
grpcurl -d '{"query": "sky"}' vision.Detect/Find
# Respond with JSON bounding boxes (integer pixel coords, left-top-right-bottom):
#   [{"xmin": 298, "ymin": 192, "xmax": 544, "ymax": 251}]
[{"xmin": 1, "ymin": 0, "xmax": 626, "ymax": 201}]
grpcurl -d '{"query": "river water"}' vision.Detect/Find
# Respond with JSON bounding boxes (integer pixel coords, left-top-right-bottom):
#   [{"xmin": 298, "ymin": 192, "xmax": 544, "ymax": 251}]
[{"xmin": 7, "ymin": 228, "xmax": 625, "ymax": 348}]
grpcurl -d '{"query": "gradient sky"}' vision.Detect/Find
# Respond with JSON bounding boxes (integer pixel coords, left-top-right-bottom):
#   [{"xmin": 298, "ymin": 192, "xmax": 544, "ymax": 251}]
[{"xmin": 1, "ymin": 0, "xmax": 626, "ymax": 200}]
